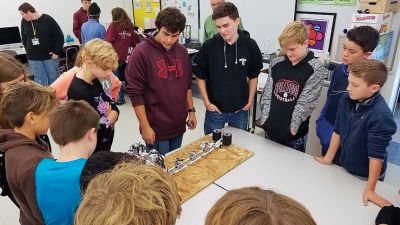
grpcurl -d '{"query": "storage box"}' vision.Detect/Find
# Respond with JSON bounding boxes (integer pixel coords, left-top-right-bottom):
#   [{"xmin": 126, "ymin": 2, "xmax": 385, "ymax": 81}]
[
  {"xmin": 350, "ymin": 13, "xmax": 393, "ymax": 34},
  {"xmin": 359, "ymin": 0, "xmax": 399, "ymax": 14}
]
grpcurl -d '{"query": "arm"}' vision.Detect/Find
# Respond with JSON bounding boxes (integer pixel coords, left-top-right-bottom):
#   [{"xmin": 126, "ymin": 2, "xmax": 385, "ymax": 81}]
[
  {"xmin": 134, "ymin": 105, "xmax": 155, "ymax": 144},
  {"xmin": 49, "ymin": 16, "xmax": 64, "ymax": 58},
  {"xmin": 259, "ymin": 63, "xmax": 274, "ymax": 125},
  {"xmin": 186, "ymin": 89, "xmax": 197, "ymax": 130},
  {"xmin": 21, "ymin": 20, "xmax": 27, "ymax": 48},
  {"xmin": 196, "ymin": 78, "xmax": 221, "ymax": 113},
  {"xmin": 110, "ymin": 73, "xmax": 122, "ymax": 101},
  {"xmin": 363, "ymin": 159, "xmax": 391, "ymax": 207},
  {"xmin": 50, "ymin": 67, "xmax": 79, "ymax": 100},
  {"xmin": 291, "ymin": 62, "xmax": 326, "ymax": 134},
  {"xmin": 73, "ymin": 13, "xmax": 82, "ymax": 43},
  {"xmin": 242, "ymin": 77, "xmax": 257, "ymax": 111},
  {"xmin": 314, "ymin": 131, "xmax": 340, "ymax": 164},
  {"xmin": 100, "ymin": 25, "xmax": 106, "ymax": 40}
]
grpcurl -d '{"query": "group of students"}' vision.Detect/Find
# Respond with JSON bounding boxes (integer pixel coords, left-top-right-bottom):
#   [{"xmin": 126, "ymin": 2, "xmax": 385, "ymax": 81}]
[{"xmin": 0, "ymin": 0, "xmax": 399, "ymax": 224}]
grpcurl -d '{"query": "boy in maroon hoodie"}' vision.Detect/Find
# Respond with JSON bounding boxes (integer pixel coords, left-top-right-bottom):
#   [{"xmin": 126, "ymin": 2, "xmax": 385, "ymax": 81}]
[
  {"xmin": 73, "ymin": 0, "xmax": 91, "ymax": 43},
  {"xmin": 0, "ymin": 82, "xmax": 58, "ymax": 225},
  {"xmin": 125, "ymin": 7, "xmax": 196, "ymax": 155}
]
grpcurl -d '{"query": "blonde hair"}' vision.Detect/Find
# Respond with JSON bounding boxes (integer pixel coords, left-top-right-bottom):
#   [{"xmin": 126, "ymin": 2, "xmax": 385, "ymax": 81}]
[
  {"xmin": 0, "ymin": 81, "xmax": 58, "ymax": 128},
  {"xmin": 205, "ymin": 187, "xmax": 316, "ymax": 225},
  {"xmin": 278, "ymin": 21, "xmax": 308, "ymax": 47},
  {"xmin": 74, "ymin": 162, "xmax": 182, "ymax": 225},
  {"xmin": 75, "ymin": 38, "xmax": 118, "ymax": 70}
]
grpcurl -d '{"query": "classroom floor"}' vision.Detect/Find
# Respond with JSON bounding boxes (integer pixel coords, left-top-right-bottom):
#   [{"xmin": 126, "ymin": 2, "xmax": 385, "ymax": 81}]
[{"xmin": 1, "ymin": 84, "xmax": 400, "ymax": 224}]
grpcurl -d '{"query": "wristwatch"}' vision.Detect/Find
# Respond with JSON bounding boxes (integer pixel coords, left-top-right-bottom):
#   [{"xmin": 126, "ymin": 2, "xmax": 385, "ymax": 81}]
[{"xmin": 187, "ymin": 107, "xmax": 196, "ymax": 113}]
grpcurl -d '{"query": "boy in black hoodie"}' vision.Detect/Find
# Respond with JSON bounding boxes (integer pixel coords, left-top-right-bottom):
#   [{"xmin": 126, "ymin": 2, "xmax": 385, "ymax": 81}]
[
  {"xmin": 260, "ymin": 21, "xmax": 326, "ymax": 152},
  {"xmin": 0, "ymin": 82, "xmax": 58, "ymax": 225},
  {"xmin": 126, "ymin": 7, "xmax": 197, "ymax": 155},
  {"xmin": 193, "ymin": 2, "xmax": 263, "ymax": 135}
]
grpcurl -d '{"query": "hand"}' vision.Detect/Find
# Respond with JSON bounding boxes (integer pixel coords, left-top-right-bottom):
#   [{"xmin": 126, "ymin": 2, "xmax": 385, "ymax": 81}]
[
  {"xmin": 363, "ymin": 189, "xmax": 392, "ymax": 207},
  {"xmin": 187, "ymin": 113, "xmax": 197, "ymax": 130},
  {"xmin": 291, "ymin": 129, "xmax": 297, "ymax": 136},
  {"xmin": 142, "ymin": 126, "xmax": 155, "ymax": 145},
  {"xmin": 313, "ymin": 156, "xmax": 332, "ymax": 165},
  {"xmin": 104, "ymin": 102, "xmax": 112, "ymax": 116},
  {"xmin": 206, "ymin": 102, "xmax": 222, "ymax": 114},
  {"xmin": 241, "ymin": 101, "xmax": 252, "ymax": 111},
  {"xmin": 49, "ymin": 52, "xmax": 59, "ymax": 59}
]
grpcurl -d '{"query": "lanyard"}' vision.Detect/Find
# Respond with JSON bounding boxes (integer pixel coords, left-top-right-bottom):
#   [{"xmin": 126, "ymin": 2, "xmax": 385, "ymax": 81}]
[{"xmin": 31, "ymin": 21, "xmax": 37, "ymax": 38}]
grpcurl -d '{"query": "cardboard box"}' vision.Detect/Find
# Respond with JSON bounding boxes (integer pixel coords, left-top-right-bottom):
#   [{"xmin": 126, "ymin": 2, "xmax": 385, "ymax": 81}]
[
  {"xmin": 359, "ymin": 0, "xmax": 399, "ymax": 14},
  {"xmin": 350, "ymin": 13, "xmax": 393, "ymax": 34}
]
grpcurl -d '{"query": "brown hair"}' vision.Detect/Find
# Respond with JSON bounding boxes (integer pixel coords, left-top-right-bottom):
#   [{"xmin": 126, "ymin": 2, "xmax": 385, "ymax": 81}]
[
  {"xmin": 75, "ymin": 163, "xmax": 182, "ymax": 225},
  {"xmin": 0, "ymin": 52, "xmax": 27, "ymax": 88},
  {"xmin": 155, "ymin": 7, "xmax": 186, "ymax": 33},
  {"xmin": 205, "ymin": 187, "xmax": 316, "ymax": 225},
  {"xmin": 212, "ymin": 2, "xmax": 239, "ymax": 20},
  {"xmin": 111, "ymin": 7, "xmax": 133, "ymax": 30},
  {"xmin": 18, "ymin": 2, "xmax": 35, "ymax": 13},
  {"xmin": 0, "ymin": 81, "xmax": 58, "ymax": 128},
  {"xmin": 349, "ymin": 59, "xmax": 388, "ymax": 87},
  {"xmin": 50, "ymin": 100, "xmax": 99, "ymax": 146},
  {"xmin": 75, "ymin": 38, "xmax": 118, "ymax": 70},
  {"xmin": 279, "ymin": 21, "xmax": 309, "ymax": 47}
]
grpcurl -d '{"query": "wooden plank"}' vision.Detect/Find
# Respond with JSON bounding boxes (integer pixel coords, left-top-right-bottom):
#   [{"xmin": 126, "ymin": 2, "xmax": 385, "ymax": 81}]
[{"xmin": 165, "ymin": 135, "xmax": 253, "ymax": 203}]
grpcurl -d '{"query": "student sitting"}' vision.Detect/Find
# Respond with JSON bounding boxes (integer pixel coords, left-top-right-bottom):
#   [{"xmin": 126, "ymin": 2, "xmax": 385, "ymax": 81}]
[
  {"xmin": 205, "ymin": 187, "xmax": 316, "ymax": 225},
  {"xmin": 67, "ymin": 38, "xmax": 119, "ymax": 153},
  {"xmin": 0, "ymin": 82, "xmax": 58, "ymax": 225},
  {"xmin": 35, "ymin": 100, "xmax": 99, "ymax": 225},
  {"xmin": 50, "ymin": 66, "xmax": 121, "ymax": 101},
  {"xmin": 315, "ymin": 59, "xmax": 396, "ymax": 207},
  {"xmin": 260, "ymin": 21, "xmax": 326, "ymax": 152},
  {"xmin": 74, "ymin": 163, "xmax": 181, "ymax": 225},
  {"xmin": 316, "ymin": 26, "xmax": 379, "ymax": 160}
]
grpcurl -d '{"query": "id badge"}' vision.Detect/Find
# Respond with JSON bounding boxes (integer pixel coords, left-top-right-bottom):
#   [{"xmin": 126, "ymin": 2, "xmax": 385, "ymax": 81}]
[{"xmin": 32, "ymin": 38, "xmax": 40, "ymax": 46}]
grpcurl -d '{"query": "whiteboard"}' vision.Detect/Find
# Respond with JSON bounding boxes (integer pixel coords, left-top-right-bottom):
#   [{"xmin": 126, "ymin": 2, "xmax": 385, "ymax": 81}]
[
  {"xmin": 161, "ymin": 0, "xmax": 200, "ymax": 40},
  {"xmin": 226, "ymin": 0, "xmax": 297, "ymax": 54}
]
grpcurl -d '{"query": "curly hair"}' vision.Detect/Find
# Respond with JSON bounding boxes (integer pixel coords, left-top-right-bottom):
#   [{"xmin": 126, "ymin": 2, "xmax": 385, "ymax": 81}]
[
  {"xmin": 155, "ymin": 7, "xmax": 186, "ymax": 33},
  {"xmin": 75, "ymin": 162, "xmax": 182, "ymax": 225},
  {"xmin": 206, "ymin": 187, "xmax": 317, "ymax": 225},
  {"xmin": 75, "ymin": 38, "xmax": 118, "ymax": 70}
]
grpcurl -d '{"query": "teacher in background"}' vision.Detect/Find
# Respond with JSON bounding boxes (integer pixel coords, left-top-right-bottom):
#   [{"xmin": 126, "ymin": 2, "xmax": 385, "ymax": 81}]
[{"xmin": 19, "ymin": 2, "xmax": 64, "ymax": 86}]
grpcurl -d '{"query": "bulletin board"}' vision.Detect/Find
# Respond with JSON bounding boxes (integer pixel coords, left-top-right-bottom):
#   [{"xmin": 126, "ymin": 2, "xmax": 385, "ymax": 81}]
[
  {"xmin": 132, "ymin": 0, "xmax": 161, "ymax": 29},
  {"xmin": 161, "ymin": 0, "xmax": 200, "ymax": 40}
]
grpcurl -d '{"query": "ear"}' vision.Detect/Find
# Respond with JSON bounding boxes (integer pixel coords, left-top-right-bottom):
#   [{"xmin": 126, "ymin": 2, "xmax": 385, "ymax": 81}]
[
  {"xmin": 25, "ymin": 112, "xmax": 35, "ymax": 125},
  {"xmin": 370, "ymin": 84, "xmax": 380, "ymax": 93},
  {"xmin": 87, "ymin": 127, "xmax": 97, "ymax": 141},
  {"xmin": 363, "ymin": 51, "xmax": 372, "ymax": 59}
]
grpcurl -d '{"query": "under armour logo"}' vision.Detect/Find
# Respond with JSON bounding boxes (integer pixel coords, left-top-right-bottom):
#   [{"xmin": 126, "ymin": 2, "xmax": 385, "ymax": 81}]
[{"xmin": 156, "ymin": 59, "xmax": 183, "ymax": 79}]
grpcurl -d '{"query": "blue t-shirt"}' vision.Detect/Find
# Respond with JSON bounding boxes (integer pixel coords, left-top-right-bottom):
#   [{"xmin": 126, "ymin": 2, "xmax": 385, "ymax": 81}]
[{"xmin": 35, "ymin": 158, "xmax": 87, "ymax": 225}]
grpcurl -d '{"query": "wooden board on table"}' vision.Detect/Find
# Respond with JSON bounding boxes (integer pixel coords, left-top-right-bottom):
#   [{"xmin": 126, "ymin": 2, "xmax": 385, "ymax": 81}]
[{"xmin": 164, "ymin": 135, "xmax": 253, "ymax": 203}]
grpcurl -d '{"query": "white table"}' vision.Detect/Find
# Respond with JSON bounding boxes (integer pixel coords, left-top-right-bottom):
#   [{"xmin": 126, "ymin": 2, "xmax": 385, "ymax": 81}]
[
  {"xmin": 176, "ymin": 184, "xmax": 226, "ymax": 225},
  {"xmin": 210, "ymin": 127, "xmax": 400, "ymax": 225}
]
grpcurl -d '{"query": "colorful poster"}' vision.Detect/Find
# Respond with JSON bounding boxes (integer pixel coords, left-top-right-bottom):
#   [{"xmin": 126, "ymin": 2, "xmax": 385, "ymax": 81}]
[
  {"xmin": 301, "ymin": 19, "xmax": 328, "ymax": 51},
  {"xmin": 134, "ymin": 0, "xmax": 142, "ymax": 9}
]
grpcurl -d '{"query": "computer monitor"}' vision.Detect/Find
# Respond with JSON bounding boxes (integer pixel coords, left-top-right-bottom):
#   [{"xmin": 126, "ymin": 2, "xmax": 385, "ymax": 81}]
[{"xmin": 0, "ymin": 26, "xmax": 23, "ymax": 49}]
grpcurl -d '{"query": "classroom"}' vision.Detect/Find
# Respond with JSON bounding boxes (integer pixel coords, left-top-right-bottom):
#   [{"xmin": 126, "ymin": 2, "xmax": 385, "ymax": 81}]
[{"xmin": 1, "ymin": 0, "xmax": 400, "ymax": 224}]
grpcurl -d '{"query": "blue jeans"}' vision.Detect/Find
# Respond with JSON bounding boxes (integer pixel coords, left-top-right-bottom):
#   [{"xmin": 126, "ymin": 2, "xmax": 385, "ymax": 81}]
[
  {"xmin": 28, "ymin": 58, "xmax": 60, "ymax": 86},
  {"xmin": 147, "ymin": 135, "xmax": 183, "ymax": 155},
  {"xmin": 204, "ymin": 110, "xmax": 248, "ymax": 135}
]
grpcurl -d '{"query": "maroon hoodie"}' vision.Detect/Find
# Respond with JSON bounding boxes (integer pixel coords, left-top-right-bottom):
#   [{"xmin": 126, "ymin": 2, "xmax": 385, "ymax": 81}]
[
  {"xmin": 73, "ymin": 7, "xmax": 89, "ymax": 43},
  {"xmin": 125, "ymin": 34, "xmax": 192, "ymax": 141},
  {"xmin": 106, "ymin": 22, "xmax": 139, "ymax": 63},
  {"xmin": 0, "ymin": 129, "xmax": 53, "ymax": 225}
]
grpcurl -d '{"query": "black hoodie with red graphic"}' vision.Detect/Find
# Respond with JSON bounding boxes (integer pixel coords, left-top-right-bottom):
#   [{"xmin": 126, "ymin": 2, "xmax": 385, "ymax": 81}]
[{"xmin": 125, "ymin": 33, "xmax": 192, "ymax": 141}]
